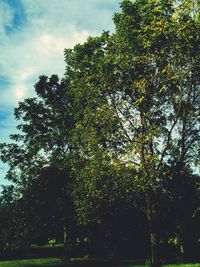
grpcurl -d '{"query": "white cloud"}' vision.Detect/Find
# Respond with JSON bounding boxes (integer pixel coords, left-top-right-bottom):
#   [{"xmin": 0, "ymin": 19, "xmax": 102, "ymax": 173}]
[
  {"xmin": 0, "ymin": 26, "xmax": 90, "ymax": 108},
  {"xmin": 0, "ymin": 2, "xmax": 100, "ymax": 109},
  {"xmin": 0, "ymin": 0, "xmax": 119, "ymax": 105},
  {"xmin": 0, "ymin": 27, "xmax": 90, "ymax": 102}
]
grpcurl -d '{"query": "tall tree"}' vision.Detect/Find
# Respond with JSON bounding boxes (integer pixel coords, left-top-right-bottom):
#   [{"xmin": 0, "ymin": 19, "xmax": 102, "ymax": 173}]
[
  {"xmin": 0, "ymin": 75, "xmax": 76, "ymax": 259},
  {"xmin": 108, "ymin": 1, "xmax": 200, "ymax": 265},
  {"xmin": 64, "ymin": 1, "xmax": 200, "ymax": 266}
]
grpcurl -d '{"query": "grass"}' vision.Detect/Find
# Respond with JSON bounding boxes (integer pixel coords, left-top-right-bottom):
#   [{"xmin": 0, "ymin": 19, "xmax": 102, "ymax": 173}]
[
  {"xmin": 31, "ymin": 243, "xmax": 64, "ymax": 249},
  {"xmin": 165, "ymin": 265, "xmax": 200, "ymax": 267},
  {"xmin": 0, "ymin": 257, "xmax": 63, "ymax": 267},
  {"xmin": 0, "ymin": 257, "xmax": 199, "ymax": 267}
]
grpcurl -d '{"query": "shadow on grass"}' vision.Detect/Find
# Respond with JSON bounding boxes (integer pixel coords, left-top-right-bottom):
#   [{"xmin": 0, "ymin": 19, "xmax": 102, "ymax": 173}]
[{"xmin": 43, "ymin": 259, "xmax": 146, "ymax": 267}]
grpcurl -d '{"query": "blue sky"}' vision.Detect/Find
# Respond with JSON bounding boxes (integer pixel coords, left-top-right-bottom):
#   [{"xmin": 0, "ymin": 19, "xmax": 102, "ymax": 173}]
[{"xmin": 0, "ymin": 0, "xmax": 120, "ymax": 186}]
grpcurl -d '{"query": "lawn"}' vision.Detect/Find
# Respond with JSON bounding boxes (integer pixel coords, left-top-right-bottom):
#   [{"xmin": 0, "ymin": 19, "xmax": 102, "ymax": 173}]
[
  {"xmin": 0, "ymin": 257, "xmax": 63, "ymax": 267},
  {"xmin": 0, "ymin": 257, "xmax": 199, "ymax": 267}
]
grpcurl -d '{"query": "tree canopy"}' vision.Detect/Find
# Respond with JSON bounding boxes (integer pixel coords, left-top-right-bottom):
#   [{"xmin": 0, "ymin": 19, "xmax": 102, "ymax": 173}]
[{"xmin": 0, "ymin": 1, "xmax": 199, "ymax": 266}]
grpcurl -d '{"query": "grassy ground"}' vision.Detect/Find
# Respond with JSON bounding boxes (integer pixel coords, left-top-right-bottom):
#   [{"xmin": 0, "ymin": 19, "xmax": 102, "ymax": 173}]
[
  {"xmin": 165, "ymin": 265, "xmax": 200, "ymax": 267},
  {"xmin": 0, "ymin": 257, "xmax": 200, "ymax": 267},
  {"xmin": 0, "ymin": 257, "xmax": 63, "ymax": 267}
]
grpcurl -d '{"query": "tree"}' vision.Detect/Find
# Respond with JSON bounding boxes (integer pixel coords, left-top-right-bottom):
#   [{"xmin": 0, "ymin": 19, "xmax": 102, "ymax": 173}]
[
  {"xmin": 64, "ymin": 1, "xmax": 200, "ymax": 266},
  {"xmin": 0, "ymin": 185, "xmax": 30, "ymax": 251},
  {"xmin": 64, "ymin": 32, "xmax": 141, "ymax": 258},
  {"xmin": 0, "ymin": 75, "xmax": 70, "ymax": 185},
  {"xmin": 0, "ymin": 75, "xmax": 76, "ymax": 260}
]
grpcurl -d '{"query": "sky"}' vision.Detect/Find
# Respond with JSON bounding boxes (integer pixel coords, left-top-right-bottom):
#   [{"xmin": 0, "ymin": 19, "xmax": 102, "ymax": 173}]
[{"xmin": 0, "ymin": 0, "xmax": 120, "ymax": 186}]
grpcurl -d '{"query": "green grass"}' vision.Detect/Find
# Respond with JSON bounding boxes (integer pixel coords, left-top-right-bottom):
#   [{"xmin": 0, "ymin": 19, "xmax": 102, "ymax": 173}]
[
  {"xmin": 165, "ymin": 265, "xmax": 200, "ymax": 267},
  {"xmin": 0, "ymin": 257, "xmax": 63, "ymax": 267},
  {"xmin": 0, "ymin": 257, "xmax": 199, "ymax": 267}
]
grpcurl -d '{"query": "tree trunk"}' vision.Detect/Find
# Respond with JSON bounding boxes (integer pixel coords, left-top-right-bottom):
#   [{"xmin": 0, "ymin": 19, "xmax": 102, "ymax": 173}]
[
  {"xmin": 62, "ymin": 194, "xmax": 76, "ymax": 262},
  {"xmin": 149, "ymin": 221, "xmax": 160, "ymax": 267},
  {"xmin": 63, "ymin": 225, "xmax": 69, "ymax": 262},
  {"xmin": 147, "ymin": 194, "xmax": 161, "ymax": 267},
  {"xmin": 63, "ymin": 222, "xmax": 75, "ymax": 262}
]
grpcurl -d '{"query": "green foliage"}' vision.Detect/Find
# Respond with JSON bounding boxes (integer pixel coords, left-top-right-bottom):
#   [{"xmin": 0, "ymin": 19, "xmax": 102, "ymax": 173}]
[
  {"xmin": 0, "ymin": 185, "xmax": 31, "ymax": 250},
  {"xmin": 0, "ymin": 0, "xmax": 199, "ymax": 264},
  {"xmin": 0, "ymin": 75, "xmax": 75, "ymax": 248},
  {"xmin": 63, "ymin": 0, "xmax": 200, "ymax": 219},
  {"xmin": 21, "ymin": 167, "xmax": 71, "ymax": 244},
  {"xmin": 63, "ymin": 0, "xmax": 200, "ymax": 264}
]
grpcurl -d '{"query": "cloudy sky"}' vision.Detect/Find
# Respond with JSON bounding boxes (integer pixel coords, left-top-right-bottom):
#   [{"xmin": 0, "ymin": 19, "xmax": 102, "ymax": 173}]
[{"xmin": 0, "ymin": 0, "xmax": 120, "ymax": 186}]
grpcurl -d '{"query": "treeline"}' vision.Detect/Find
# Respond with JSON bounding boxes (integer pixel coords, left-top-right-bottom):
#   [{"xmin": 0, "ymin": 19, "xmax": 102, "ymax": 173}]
[{"xmin": 0, "ymin": 1, "xmax": 200, "ymax": 266}]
